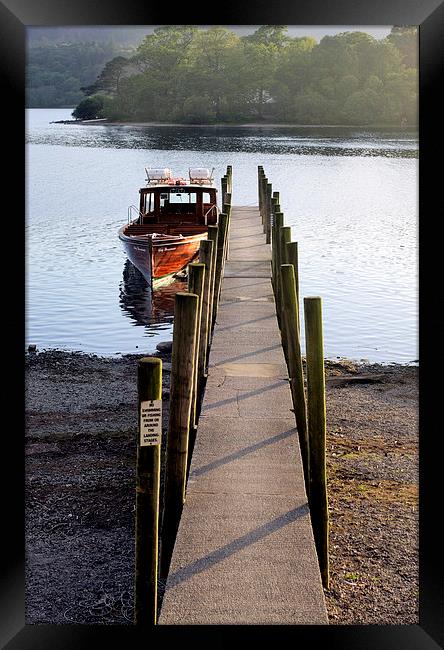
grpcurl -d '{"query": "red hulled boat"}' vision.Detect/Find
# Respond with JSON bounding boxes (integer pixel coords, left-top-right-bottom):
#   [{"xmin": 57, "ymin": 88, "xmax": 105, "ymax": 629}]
[{"xmin": 118, "ymin": 167, "xmax": 219, "ymax": 286}]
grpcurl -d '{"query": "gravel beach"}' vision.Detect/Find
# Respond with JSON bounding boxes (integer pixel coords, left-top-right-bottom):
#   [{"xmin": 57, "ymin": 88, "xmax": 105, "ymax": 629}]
[{"xmin": 25, "ymin": 349, "xmax": 418, "ymax": 625}]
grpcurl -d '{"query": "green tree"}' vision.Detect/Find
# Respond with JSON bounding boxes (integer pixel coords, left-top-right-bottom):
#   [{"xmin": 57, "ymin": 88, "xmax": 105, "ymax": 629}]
[
  {"xmin": 81, "ymin": 56, "xmax": 130, "ymax": 96},
  {"xmin": 387, "ymin": 26, "xmax": 418, "ymax": 68},
  {"xmin": 72, "ymin": 95, "xmax": 105, "ymax": 120},
  {"xmin": 185, "ymin": 27, "xmax": 243, "ymax": 120}
]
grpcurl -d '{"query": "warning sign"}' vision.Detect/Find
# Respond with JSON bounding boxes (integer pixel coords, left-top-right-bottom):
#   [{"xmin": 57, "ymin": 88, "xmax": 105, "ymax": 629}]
[{"xmin": 140, "ymin": 400, "xmax": 162, "ymax": 446}]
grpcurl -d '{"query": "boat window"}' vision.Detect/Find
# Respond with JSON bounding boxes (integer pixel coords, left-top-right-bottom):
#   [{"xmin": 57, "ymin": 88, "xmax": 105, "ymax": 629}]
[
  {"xmin": 144, "ymin": 192, "xmax": 155, "ymax": 214},
  {"xmin": 168, "ymin": 192, "xmax": 197, "ymax": 205}
]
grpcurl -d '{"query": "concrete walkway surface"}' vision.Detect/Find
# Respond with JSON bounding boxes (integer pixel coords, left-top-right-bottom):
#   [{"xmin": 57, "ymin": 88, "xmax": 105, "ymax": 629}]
[{"xmin": 158, "ymin": 206, "xmax": 328, "ymax": 625}]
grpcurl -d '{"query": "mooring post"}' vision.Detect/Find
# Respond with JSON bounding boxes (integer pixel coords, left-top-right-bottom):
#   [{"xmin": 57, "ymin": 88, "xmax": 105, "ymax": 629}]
[
  {"xmin": 280, "ymin": 226, "xmax": 291, "ymax": 266},
  {"xmin": 304, "ymin": 296, "xmax": 329, "ymax": 590},
  {"xmin": 161, "ymin": 292, "xmax": 199, "ymax": 579},
  {"xmin": 223, "ymin": 194, "xmax": 232, "ymax": 260},
  {"xmin": 135, "ymin": 357, "xmax": 162, "ymax": 626},
  {"xmin": 272, "ymin": 212, "xmax": 284, "ymax": 315},
  {"xmin": 266, "ymin": 182, "xmax": 272, "ymax": 244},
  {"xmin": 286, "ymin": 241, "xmax": 300, "ymax": 333},
  {"xmin": 226, "ymin": 165, "xmax": 232, "ymax": 193},
  {"xmin": 280, "ymin": 265, "xmax": 309, "ymax": 493},
  {"xmin": 221, "ymin": 176, "xmax": 227, "ymax": 206},
  {"xmin": 188, "ymin": 263, "xmax": 205, "ymax": 433},
  {"xmin": 198, "ymin": 239, "xmax": 213, "ymax": 379},
  {"xmin": 258, "ymin": 166, "xmax": 264, "ymax": 216},
  {"xmin": 278, "ymin": 226, "xmax": 291, "ymax": 357},
  {"xmin": 212, "ymin": 212, "xmax": 228, "ymax": 328},
  {"xmin": 268, "ymin": 196, "xmax": 276, "ymax": 241},
  {"xmin": 270, "ymin": 199, "xmax": 278, "ymax": 280},
  {"xmin": 259, "ymin": 173, "xmax": 266, "ymax": 226},
  {"xmin": 207, "ymin": 225, "xmax": 219, "ymax": 340}
]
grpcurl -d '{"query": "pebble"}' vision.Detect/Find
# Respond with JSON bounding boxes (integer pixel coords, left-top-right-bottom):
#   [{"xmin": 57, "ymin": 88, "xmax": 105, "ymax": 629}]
[{"xmin": 156, "ymin": 341, "xmax": 173, "ymax": 353}]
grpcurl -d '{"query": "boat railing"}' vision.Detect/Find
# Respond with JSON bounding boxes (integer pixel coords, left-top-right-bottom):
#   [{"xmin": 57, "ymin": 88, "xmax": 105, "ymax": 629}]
[
  {"xmin": 204, "ymin": 204, "xmax": 218, "ymax": 225},
  {"xmin": 128, "ymin": 204, "xmax": 145, "ymax": 225}
]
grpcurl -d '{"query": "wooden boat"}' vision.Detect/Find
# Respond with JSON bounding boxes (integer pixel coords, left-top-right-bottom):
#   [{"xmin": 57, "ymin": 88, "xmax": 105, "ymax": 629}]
[{"xmin": 119, "ymin": 167, "xmax": 218, "ymax": 286}]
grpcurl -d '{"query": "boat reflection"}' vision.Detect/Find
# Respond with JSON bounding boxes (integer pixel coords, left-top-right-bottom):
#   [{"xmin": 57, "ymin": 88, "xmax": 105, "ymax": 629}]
[{"xmin": 119, "ymin": 259, "xmax": 187, "ymax": 329}]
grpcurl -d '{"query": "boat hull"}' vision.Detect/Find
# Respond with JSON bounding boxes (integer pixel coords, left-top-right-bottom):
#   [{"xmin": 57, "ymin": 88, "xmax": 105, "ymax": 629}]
[{"xmin": 118, "ymin": 228, "xmax": 207, "ymax": 285}]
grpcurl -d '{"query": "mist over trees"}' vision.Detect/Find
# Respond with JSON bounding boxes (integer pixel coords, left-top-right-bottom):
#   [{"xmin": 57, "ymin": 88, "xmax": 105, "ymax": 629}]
[
  {"xmin": 29, "ymin": 25, "xmax": 418, "ymax": 125},
  {"xmin": 26, "ymin": 42, "xmax": 133, "ymax": 108}
]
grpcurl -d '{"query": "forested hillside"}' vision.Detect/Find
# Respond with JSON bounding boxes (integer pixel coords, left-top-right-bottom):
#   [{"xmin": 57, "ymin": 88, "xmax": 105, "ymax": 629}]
[
  {"xmin": 28, "ymin": 25, "xmax": 417, "ymax": 125},
  {"xmin": 26, "ymin": 41, "xmax": 134, "ymax": 107}
]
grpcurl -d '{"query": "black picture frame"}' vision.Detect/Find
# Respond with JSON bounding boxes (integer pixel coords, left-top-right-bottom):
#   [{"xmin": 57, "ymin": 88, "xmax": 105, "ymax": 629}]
[{"xmin": 2, "ymin": 0, "xmax": 442, "ymax": 647}]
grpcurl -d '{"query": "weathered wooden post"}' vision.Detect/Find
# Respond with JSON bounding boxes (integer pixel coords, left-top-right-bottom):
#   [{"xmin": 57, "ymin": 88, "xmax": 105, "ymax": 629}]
[
  {"xmin": 223, "ymin": 194, "xmax": 232, "ymax": 261},
  {"xmin": 279, "ymin": 226, "xmax": 292, "ymax": 267},
  {"xmin": 135, "ymin": 357, "xmax": 162, "ymax": 625},
  {"xmin": 188, "ymin": 263, "xmax": 205, "ymax": 433},
  {"xmin": 265, "ymin": 182, "xmax": 272, "ymax": 244},
  {"xmin": 258, "ymin": 166, "xmax": 264, "ymax": 215},
  {"xmin": 198, "ymin": 239, "xmax": 213, "ymax": 379},
  {"xmin": 304, "ymin": 296, "xmax": 329, "ymax": 590},
  {"xmin": 278, "ymin": 225, "xmax": 292, "ymax": 334},
  {"xmin": 269, "ymin": 196, "xmax": 276, "ymax": 239},
  {"xmin": 280, "ymin": 265, "xmax": 309, "ymax": 492},
  {"xmin": 286, "ymin": 241, "xmax": 300, "ymax": 333},
  {"xmin": 270, "ymin": 199, "xmax": 279, "ymax": 277},
  {"xmin": 226, "ymin": 165, "xmax": 232, "ymax": 193},
  {"xmin": 207, "ymin": 225, "xmax": 218, "ymax": 339},
  {"xmin": 212, "ymin": 212, "xmax": 228, "ymax": 328},
  {"xmin": 221, "ymin": 176, "xmax": 227, "ymax": 206},
  {"xmin": 161, "ymin": 292, "xmax": 199, "ymax": 578},
  {"xmin": 272, "ymin": 212, "xmax": 284, "ymax": 311},
  {"xmin": 259, "ymin": 172, "xmax": 266, "ymax": 226}
]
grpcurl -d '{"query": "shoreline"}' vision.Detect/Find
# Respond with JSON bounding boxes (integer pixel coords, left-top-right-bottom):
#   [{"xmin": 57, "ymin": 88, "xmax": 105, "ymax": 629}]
[
  {"xmin": 25, "ymin": 345, "xmax": 419, "ymax": 367},
  {"xmin": 49, "ymin": 118, "xmax": 417, "ymax": 130},
  {"xmin": 25, "ymin": 349, "xmax": 418, "ymax": 625}
]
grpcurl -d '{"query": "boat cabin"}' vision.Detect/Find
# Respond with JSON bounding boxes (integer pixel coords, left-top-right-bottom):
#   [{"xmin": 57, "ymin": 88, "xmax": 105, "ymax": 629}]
[{"xmin": 137, "ymin": 168, "xmax": 218, "ymax": 226}]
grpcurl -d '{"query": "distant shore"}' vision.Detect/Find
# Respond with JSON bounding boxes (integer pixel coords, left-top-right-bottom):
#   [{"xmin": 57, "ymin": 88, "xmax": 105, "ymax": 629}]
[{"xmin": 51, "ymin": 118, "xmax": 416, "ymax": 130}]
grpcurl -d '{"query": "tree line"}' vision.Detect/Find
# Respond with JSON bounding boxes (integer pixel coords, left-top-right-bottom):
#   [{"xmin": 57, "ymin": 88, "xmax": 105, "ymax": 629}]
[{"xmin": 46, "ymin": 25, "xmax": 419, "ymax": 125}]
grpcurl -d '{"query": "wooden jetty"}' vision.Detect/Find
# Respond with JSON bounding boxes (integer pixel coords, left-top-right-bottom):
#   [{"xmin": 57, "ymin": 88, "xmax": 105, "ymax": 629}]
[{"xmin": 157, "ymin": 201, "xmax": 328, "ymax": 624}]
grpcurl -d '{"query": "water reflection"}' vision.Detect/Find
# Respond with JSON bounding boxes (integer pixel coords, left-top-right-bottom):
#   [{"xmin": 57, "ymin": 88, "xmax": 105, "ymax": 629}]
[
  {"xmin": 119, "ymin": 259, "xmax": 186, "ymax": 331},
  {"xmin": 27, "ymin": 123, "xmax": 418, "ymax": 158}
]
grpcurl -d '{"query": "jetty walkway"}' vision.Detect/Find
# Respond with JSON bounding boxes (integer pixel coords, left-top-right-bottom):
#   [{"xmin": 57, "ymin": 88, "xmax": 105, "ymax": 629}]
[{"xmin": 159, "ymin": 206, "xmax": 328, "ymax": 624}]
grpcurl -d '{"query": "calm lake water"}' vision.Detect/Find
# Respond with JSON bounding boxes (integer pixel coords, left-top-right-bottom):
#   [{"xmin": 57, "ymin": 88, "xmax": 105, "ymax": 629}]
[{"xmin": 26, "ymin": 108, "xmax": 418, "ymax": 363}]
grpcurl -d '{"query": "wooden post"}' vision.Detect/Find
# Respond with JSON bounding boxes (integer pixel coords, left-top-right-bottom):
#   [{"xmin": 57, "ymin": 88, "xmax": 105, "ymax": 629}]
[
  {"xmin": 259, "ymin": 174, "xmax": 266, "ymax": 226},
  {"xmin": 278, "ymin": 225, "xmax": 292, "ymax": 344},
  {"xmin": 286, "ymin": 241, "xmax": 300, "ymax": 333},
  {"xmin": 161, "ymin": 292, "xmax": 199, "ymax": 579},
  {"xmin": 223, "ymin": 197, "xmax": 232, "ymax": 260},
  {"xmin": 212, "ymin": 212, "xmax": 228, "ymax": 328},
  {"xmin": 280, "ymin": 226, "xmax": 291, "ymax": 267},
  {"xmin": 135, "ymin": 357, "xmax": 162, "ymax": 625},
  {"xmin": 272, "ymin": 212, "xmax": 284, "ymax": 306},
  {"xmin": 280, "ymin": 265, "xmax": 309, "ymax": 493},
  {"xmin": 304, "ymin": 296, "xmax": 329, "ymax": 590},
  {"xmin": 258, "ymin": 166, "xmax": 264, "ymax": 214},
  {"xmin": 279, "ymin": 226, "xmax": 292, "ymax": 331},
  {"xmin": 188, "ymin": 263, "xmax": 205, "ymax": 433},
  {"xmin": 207, "ymin": 225, "xmax": 218, "ymax": 340},
  {"xmin": 226, "ymin": 165, "xmax": 232, "ymax": 193},
  {"xmin": 269, "ymin": 197, "xmax": 276, "ymax": 238},
  {"xmin": 198, "ymin": 239, "xmax": 213, "ymax": 379},
  {"xmin": 221, "ymin": 176, "xmax": 227, "ymax": 206},
  {"xmin": 266, "ymin": 182, "xmax": 272, "ymax": 243}
]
